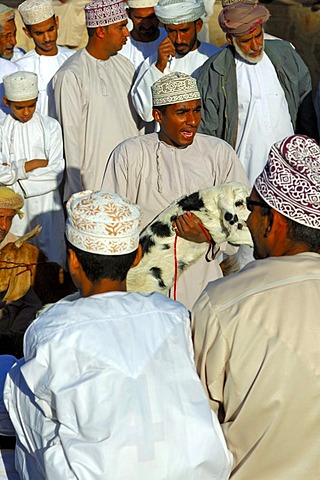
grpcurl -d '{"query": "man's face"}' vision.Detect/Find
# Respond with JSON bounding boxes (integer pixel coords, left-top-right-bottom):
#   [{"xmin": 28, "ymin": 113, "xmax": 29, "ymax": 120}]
[
  {"xmin": 25, "ymin": 16, "xmax": 59, "ymax": 56},
  {"xmin": 154, "ymin": 99, "xmax": 201, "ymax": 148},
  {"xmin": 246, "ymin": 189, "xmax": 270, "ymax": 259},
  {"xmin": 0, "ymin": 208, "xmax": 16, "ymax": 242},
  {"xmin": 4, "ymin": 97, "xmax": 37, "ymax": 123},
  {"xmin": 0, "ymin": 19, "xmax": 17, "ymax": 60},
  {"xmin": 128, "ymin": 7, "xmax": 159, "ymax": 42},
  {"xmin": 104, "ymin": 20, "xmax": 130, "ymax": 55},
  {"xmin": 165, "ymin": 20, "xmax": 202, "ymax": 56},
  {"xmin": 230, "ymin": 25, "xmax": 264, "ymax": 64}
]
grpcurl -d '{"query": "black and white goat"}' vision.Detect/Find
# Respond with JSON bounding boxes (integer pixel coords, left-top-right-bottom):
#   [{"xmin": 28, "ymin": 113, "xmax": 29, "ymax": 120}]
[{"xmin": 127, "ymin": 181, "xmax": 253, "ymax": 294}]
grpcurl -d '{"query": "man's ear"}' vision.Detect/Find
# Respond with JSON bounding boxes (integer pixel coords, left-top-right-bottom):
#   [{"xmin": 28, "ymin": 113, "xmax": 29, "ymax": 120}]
[
  {"xmin": 226, "ymin": 33, "xmax": 233, "ymax": 46},
  {"xmin": 55, "ymin": 16, "xmax": 59, "ymax": 30},
  {"xmin": 23, "ymin": 26, "xmax": 32, "ymax": 38},
  {"xmin": 131, "ymin": 244, "xmax": 143, "ymax": 269},
  {"xmin": 152, "ymin": 108, "xmax": 163, "ymax": 124},
  {"xmin": 195, "ymin": 18, "xmax": 203, "ymax": 34},
  {"xmin": 2, "ymin": 97, "xmax": 9, "ymax": 107},
  {"xmin": 95, "ymin": 25, "xmax": 107, "ymax": 38},
  {"xmin": 67, "ymin": 248, "xmax": 81, "ymax": 276}
]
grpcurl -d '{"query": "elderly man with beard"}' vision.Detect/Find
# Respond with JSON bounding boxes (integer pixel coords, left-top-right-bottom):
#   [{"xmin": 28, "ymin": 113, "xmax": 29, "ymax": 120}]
[
  {"xmin": 0, "ymin": 4, "xmax": 25, "ymax": 61},
  {"xmin": 197, "ymin": 0, "xmax": 318, "ymax": 185}
]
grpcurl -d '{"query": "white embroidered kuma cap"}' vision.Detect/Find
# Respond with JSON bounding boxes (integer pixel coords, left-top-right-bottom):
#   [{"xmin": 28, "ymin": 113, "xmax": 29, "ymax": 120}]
[
  {"xmin": 18, "ymin": 0, "xmax": 55, "ymax": 26},
  {"xmin": 152, "ymin": 72, "xmax": 201, "ymax": 107},
  {"xmin": 66, "ymin": 191, "xmax": 142, "ymax": 255},
  {"xmin": 85, "ymin": 0, "xmax": 127, "ymax": 28},
  {"xmin": 3, "ymin": 71, "xmax": 38, "ymax": 102}
]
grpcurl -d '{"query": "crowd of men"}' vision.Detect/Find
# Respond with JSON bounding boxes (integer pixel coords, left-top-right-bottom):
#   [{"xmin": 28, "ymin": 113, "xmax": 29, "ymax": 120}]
[{"xmin": 0, "ymin": 0, "xmax": 319, "ymax": 478}]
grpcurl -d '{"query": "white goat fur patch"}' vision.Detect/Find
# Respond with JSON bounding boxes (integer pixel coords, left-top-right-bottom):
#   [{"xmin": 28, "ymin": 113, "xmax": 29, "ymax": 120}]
[{"xmin": 127, "ymin": 182, "xmax": 253, "ymax": 294}]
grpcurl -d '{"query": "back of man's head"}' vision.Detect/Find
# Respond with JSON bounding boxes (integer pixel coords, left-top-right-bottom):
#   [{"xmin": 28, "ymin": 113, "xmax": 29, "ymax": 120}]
[
  {"xmin": 254, "ymin": 134, "xmax": 320, "ymax": 251},
  {"xmin": 66, "ymin": 191, "xmax": 141, "ymax": 283}
]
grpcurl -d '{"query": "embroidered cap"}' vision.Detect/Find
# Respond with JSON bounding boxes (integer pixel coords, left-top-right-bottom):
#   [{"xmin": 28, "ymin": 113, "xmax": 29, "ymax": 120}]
[
  {"xmin": 0, "ymin": 4, "xmax": 15, "ymax": 29},
  {"xmin": 152, "ymin": 72, "xmax": 201, "ymax": 107},
  {"xmin": 154, "ymin": 0, "xmax": 205, "ymax": 25},
  {"xmin": 127, "ymin": 0, "xmax": 158, "ymax": 7},
  {"xmin": 3, "ymin": 71, "xmax": 38, "ymax": 102},
  {"xmin": 255, "ymin": 135, "xmax": 320, "ymax": 229},
  {"xmin": 0, "ymin": 187, "xmax": 24, "ymax": 218},
  {"xmin": 66, "ymin": 191, "xmax": 142, "ymax": 255},
  {"xmin": 218, "ymin": 3, "xmax": 270, "ymax": 36},
  {"xmin": 18, "ymin": 0, "xmax": 55, "ymax": 26},
  {"xmin": 221, "ymin": 0, "xmax": 257, "ymax": 7},
  {"xmin": 85, "ymin": 0, "xmax": 127, "ymax": 28}
]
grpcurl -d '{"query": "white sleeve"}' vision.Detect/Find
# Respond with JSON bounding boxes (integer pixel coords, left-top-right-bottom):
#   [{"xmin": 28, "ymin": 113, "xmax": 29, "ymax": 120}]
[
  {"xmin": 0, "ymin": 126, "xmax": 28, "ymax": 185},
  {"xmin": 131, "ymin": 57, "xmax": 164, "ymax": 122},
  {"xmin": 18, "ymin": 120, "xmax": 64, "ymax": 198}
]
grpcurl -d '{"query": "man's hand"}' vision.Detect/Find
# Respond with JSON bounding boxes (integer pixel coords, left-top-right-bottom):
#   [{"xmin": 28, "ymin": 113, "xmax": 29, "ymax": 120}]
[
  {"xmin": 25, "ymin": 159, "xmax": 49, "ymax": 172},
  {"xmin": 172, "ymin": 212, "xmax": 213, "ymax": 244},
  {"xmin": 155, "ymin": 37, "xmax": 176, "ymax": 72}
]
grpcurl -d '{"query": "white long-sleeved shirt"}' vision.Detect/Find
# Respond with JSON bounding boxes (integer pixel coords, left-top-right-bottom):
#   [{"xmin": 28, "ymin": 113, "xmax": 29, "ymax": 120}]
[
  {"xmin": 4, "ymin": 291, "xmax": 232, "ymax": 480},
  {"xmin": 0, "ymin": 112, "xmax": 65, "ymax": 264}
]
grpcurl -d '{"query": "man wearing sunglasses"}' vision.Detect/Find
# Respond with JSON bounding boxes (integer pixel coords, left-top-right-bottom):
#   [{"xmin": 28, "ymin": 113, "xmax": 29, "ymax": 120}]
[{"xmin": 192, "ymin": 134, "xmax": 320, "ymax": 479}]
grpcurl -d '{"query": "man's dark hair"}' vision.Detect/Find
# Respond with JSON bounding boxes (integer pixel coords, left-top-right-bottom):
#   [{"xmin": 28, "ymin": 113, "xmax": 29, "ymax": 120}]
[
  {"xmin": 86, "ymin": 27, "xmax": 95, "ymax": 38},
  {"xmin": 66, "ymin": 240, "xmax": 138, "ymax": 283},
  {"xmin": 256, "ymin": 191, "xmax": 320, "ymax": 251},
  {"xmin": 153, "ymin": 105, "xmax": 168, "ymax": 114},
  {"xmin": 284, "ymin": 217, "xmax": 320, "ymax": 252}
]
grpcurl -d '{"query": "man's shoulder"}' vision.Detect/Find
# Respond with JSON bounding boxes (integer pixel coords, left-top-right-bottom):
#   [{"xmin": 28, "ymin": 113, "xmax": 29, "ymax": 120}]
[
  {"xmin": 197, "ymin": 45, "xmax": 234, "ymax": 77},
  {"xmin": 197, "ymin": 41, "xmax": 221, "ymax": 57},
  {"xmin": 15, "ymin": 49, "xmax": 37, "ymax": 65},
  {"xmin": 204, "ymin": 253, "xmax": 320, "ymax": 309},
  {"xmin": 194, "ymin": 133, "xmax": 234, "ymax": 150},
  {"xmin": 112, "ymin": 133, "xmax": 158, "ymax": 154},
  {"xmin": 54, "ymin": 49, "xmax": 85, "ymax": 76}
]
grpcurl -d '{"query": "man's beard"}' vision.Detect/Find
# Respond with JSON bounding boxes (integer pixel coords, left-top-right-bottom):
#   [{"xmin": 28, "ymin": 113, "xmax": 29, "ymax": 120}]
[{"xmin": 233, "ymin": 37, "xmax": 264, "ymax": 64}]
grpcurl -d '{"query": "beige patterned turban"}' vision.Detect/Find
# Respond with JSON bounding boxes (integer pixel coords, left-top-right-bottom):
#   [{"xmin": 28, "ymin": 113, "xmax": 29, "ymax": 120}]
[
  {"xmin": 0, "ymin": 187, "xmax": 24, "ymax": 218},
  {"xmin": 218, "ymin": 3, "xmax": 270, "ymax": 36},
  {"xmin": 255, "ymin": 135, "xmax": 320, "ymax": 229},
  {"xmin": 66, "ymin": 191, "xmax": 141, "ymax": 255},
  {"xmin": 0, "ymin": 5, "xmax": 15, "ymax": 31}
]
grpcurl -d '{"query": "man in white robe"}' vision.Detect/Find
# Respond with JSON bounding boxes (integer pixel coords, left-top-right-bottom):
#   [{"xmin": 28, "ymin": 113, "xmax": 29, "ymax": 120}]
[
  {"xmin": 2, "ymin": 190, "xmax": 233, "ymax": 480},
  {"xmin": 0, "ymin": 5, "xmax": 24, "ymax": 62},
  {"xmin": 197, "ymin": 1, "xmax": 318, "ymax": 184},
  {"xmin": 131, "ymin": 0, "xmax": 220, "ymax": 123},
  {"xmin": 0, "ymin": 71, "xmax": 65, "ymax": 265},
  {"xmin": 103, "ymin": 72, "xmax": 249, "ymax": 310},
  {"xmin": 15, "ymin": 0, "xmax": 75, "ymax": 117},
  {"xmin": 192, "ymin": 134, "xmax": 320, "ymax": 479},
  {"xmin": 53, "ymin": 0, "xmax": 143, "ymax": 202},
  {"xmin": 120, "ymin": 0, "xmax": 167, "ymax": 72}
]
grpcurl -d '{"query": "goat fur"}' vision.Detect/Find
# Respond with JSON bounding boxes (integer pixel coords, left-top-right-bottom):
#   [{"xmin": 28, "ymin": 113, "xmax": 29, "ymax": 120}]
[{"xmin": 127, "ymin": 182, "xmax": 253, "ymax": 294}]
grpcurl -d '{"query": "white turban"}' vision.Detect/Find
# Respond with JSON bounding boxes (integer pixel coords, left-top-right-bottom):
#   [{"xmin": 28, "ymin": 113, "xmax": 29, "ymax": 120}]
[{"xmin": 154, "ymin": 0, "xmax": 205, "ymax": 24}]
